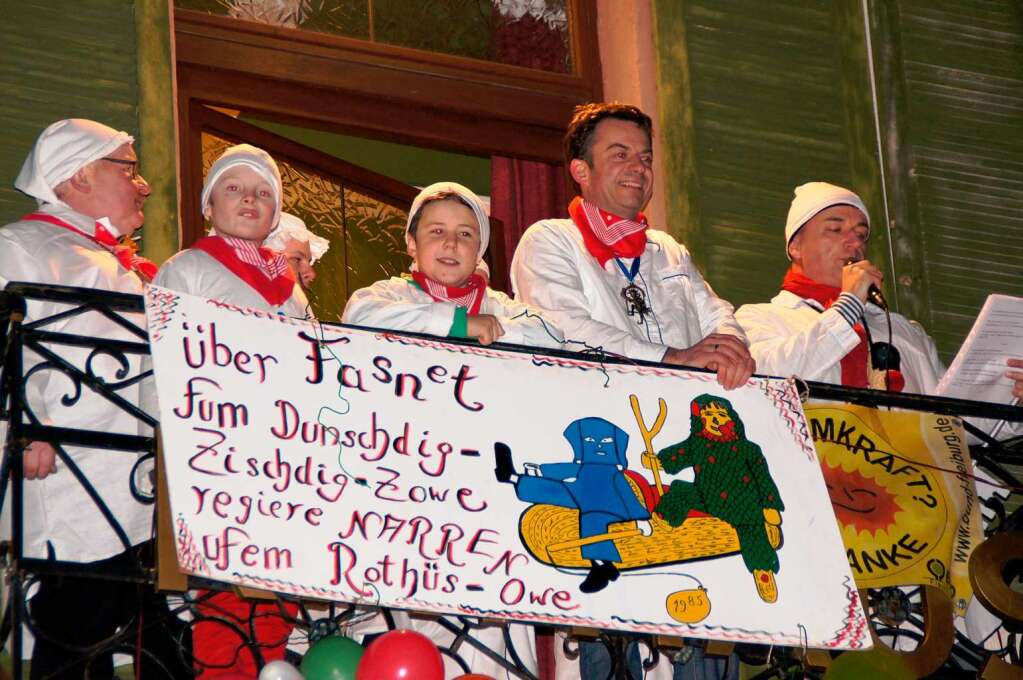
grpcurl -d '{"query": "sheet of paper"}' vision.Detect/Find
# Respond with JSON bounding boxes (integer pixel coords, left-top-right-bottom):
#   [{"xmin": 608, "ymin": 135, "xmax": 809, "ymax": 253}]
[{"xmin": 935, "ymin": 294, "xmax": 1023, "ymax": 403}]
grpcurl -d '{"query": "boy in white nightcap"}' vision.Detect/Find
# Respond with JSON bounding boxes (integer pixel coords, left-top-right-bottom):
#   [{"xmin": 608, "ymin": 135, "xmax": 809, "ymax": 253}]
[
  {"xmin": 263, "ymin": 211, "xmax": 330, "ymax": 288},
  {"xmin": 343, "ymin": 181, "xmax": 561, "ymax": 349},
  {"xmin": 155, "ymin": 144, "xmax": 309, "ymax": 318},
  {"xmin": 0, "ymin": 118, "xmax": 185, "ymax": 678},
  {"xmin": 342, "ymin": 182, "xmax": 559, "ymax": 676},
  {"xmin": 154, "ymin": 144, "xmax": 302, "ymax": 676}
]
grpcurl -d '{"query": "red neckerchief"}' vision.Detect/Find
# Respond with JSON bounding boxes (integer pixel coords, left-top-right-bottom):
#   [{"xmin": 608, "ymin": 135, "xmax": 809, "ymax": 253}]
[
  {"xmin": 191, "ymin": 236, "xmax": 296, "ymax": 306},
  {"xmin": 23, "ymin": 212, "xmax": 158, "ymax": 282},
  {"xmin": 410, "ymin": 271, "xmax": 486, "ymax": 315},
  {"xmin": 568, "ymin": 197, "xmax": 648, "ymax": 267},
  {"xmin": 782, "ymin": 267, "xmax": 870, "ymax": 389}
]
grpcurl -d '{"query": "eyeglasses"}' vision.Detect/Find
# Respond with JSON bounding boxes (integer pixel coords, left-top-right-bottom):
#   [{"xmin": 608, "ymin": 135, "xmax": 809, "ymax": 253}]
[{"xmin": 100, "ymin": 157, "xmax": 140, "ymax": 180}]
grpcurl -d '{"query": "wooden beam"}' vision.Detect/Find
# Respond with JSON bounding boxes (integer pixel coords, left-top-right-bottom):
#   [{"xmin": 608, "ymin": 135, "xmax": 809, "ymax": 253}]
[
  {"xmin": 178, "ymin": 64, "xmax": 566, "ymax": 163},
  {"xmin": 174, "ymin": 5, "xmax": 605, "ymax": 164}
]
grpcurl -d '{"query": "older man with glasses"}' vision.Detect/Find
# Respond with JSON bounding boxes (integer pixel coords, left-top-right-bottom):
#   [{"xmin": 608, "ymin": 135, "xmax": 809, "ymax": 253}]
[{"xmin": 0, "ymin": 118, "xmax": 185, "ymax": 679}]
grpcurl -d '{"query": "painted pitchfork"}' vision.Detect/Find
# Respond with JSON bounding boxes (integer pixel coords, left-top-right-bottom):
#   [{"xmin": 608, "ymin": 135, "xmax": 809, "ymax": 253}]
[{"xmin": 630, "ymin": 394, "xmax": 668, "ymax": 496}]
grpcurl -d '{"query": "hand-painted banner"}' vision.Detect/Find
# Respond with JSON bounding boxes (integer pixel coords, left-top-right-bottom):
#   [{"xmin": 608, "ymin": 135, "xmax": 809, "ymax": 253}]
[
  {"xmin": 806, "ymin": 403, "xmax": 984, "ymax": 616},
  {"xmin": 146, "ymin": 286, "xmax": 868, "ymax": 650}
]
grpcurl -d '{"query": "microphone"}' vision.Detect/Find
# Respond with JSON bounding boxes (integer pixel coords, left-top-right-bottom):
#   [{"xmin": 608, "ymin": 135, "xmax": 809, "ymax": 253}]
[
  {"xmin": 867, "ymin": 285, "xmax": 888, "ymax": 310},
  {"xmin": 845, "ymin": 258, "xmax": 888, "ymax": 310}
]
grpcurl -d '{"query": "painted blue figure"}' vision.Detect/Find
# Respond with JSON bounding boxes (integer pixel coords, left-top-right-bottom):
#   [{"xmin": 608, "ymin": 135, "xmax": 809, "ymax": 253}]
[{"xmin": 494, "ymin": 417, "xmax": 651, "ymax": 593}]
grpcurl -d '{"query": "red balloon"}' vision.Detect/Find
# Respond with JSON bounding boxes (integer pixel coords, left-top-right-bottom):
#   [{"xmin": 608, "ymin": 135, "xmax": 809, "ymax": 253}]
[{"xmin": 355, "ymin": 630, "xmax": 444, "ymax": 680}]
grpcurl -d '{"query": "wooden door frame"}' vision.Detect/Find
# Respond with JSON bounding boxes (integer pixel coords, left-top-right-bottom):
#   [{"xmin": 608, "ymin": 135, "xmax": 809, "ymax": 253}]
[
  {"xmin": 175, "ymin": 4, "xmax": 599, "ymax": 286},
  {"xmin": 174, "ymin": 3, "xmax": 602, "ymax": 163}
]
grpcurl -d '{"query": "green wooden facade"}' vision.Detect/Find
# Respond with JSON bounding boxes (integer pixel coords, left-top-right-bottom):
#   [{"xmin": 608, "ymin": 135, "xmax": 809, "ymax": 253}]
[
  {"xmin": 653, "ymin": 0, "xmax": 1023, "ymax": 362},
  {"xmin": 0, "ymin": 0, "xmax": 177, "ymax": 262}
]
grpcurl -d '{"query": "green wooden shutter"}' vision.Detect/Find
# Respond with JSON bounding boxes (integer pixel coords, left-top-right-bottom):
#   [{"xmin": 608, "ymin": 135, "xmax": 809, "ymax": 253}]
[
  {"xmin": 877, "ymin": 0, "xmax": 1023, "ymax": 361},
  {"xmin": 0, "ymin": 1, "xmax": 139, "ymax": 223},
  {"xmin": 1, "ymin": 0, "xmax": 177, "ymax": 262},
  {"xmin": 652, "ymin": 0, "xmax": 887, "ymax": 308},
  {"xmin": 654, "ymin": 0, "xmax": 1023, "ymax": 362}
]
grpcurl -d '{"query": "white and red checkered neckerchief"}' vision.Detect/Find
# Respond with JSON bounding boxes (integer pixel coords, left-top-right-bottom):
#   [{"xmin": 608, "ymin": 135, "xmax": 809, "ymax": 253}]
[
  {"xmin": 192, "ymin": 235, "xmax": 295, "ymax": 305},
  {"xmin": 410, "ymin": 271, "xmax": 486, "ymax": 315},
  {"xmin": 568, "ymin": 196, "xmax": 649, "ymax": 267}
]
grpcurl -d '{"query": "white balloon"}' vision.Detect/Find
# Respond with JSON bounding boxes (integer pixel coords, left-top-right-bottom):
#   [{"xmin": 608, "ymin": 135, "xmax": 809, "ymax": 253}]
[{"xmin": 258, "ymin": 659, "xmax": 304, "ymax": 680}]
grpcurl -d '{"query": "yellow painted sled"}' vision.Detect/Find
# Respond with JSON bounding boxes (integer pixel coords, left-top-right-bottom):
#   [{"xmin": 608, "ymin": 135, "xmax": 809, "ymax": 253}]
[
  {"xmin": 519, "ymin": 396, "xmax": 741, "ymax": 570},
  {"xmin": 519, "ymin": 478, "xmax": 741, "ymax": 570},
  {"xmin": 516, "ymin": 396, "xmax": 781, "ymax": 607}
]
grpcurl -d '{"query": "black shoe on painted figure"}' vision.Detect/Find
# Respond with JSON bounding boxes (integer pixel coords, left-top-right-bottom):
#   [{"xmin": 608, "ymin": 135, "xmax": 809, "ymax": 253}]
[
  {"xmin": 494, "ymin": 442, "xmax": 516, "ymax": 483},
  {"xmin": 579, "ymin": 561, "xmax": 620, "ymax": 593}
]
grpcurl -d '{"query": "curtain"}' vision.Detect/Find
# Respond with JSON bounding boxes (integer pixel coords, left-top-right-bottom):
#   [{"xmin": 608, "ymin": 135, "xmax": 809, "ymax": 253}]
[{"xmin": 489, "ymin": 157, "xmax": 570, "ymax": 288}]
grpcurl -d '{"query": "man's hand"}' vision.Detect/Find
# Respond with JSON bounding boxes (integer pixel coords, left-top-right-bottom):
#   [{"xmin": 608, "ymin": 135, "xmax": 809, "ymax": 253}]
[
  {"xmin": 663, "ymin": 334, "xmax": 756, "ymax": 390},
  {"xmin": 841, "ymin": 259, "xmax": 884, "ymax": 303},
  {"xmin": 23, "ymin": 441, "xmax": 57, "ymax": 480},
  {"xmin": 467, "ymin": 314, "xmax": 504, "ymax": 345},
  {"xmin": 1007, "ymin": 358, "xmax": 1023, "ymax": 400},
  {"xmin": 636, "ymin": 519, "xmax": 653, "ymax": 537}
]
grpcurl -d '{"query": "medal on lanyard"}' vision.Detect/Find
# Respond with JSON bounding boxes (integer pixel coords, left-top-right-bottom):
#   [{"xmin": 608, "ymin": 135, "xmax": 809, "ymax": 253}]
[{"xmin": 616, "ymin": 257, "xmax": 650, "ymax": 324}]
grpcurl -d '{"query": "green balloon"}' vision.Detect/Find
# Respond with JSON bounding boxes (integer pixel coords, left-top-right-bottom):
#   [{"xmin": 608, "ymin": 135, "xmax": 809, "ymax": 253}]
[
  {"xmin": 301, "ymin": 635, "xmax": 364, "ymax": 680},
  {"xmin": 824, "ymin": 648, "xmax": 915, "ymax": 680}
]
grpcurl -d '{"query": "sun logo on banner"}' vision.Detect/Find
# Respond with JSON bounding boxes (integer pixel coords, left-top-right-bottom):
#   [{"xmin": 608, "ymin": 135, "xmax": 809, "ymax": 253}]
[
  {"xmin": 821, "ymin": 461, "xmax": 902, "ymax": 535},
  {"xmin": 807, "ymin": 406, "xmax": 954, "ymax": 593}
]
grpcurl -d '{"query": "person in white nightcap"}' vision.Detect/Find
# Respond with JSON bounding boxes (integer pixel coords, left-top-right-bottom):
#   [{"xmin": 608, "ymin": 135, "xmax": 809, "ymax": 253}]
[
  {"xmin": 263, "ymin": 211, "xmax": 330, "ymax": 287},
  {"xmin": 736, "ymin": 180, "xmax": 1023, "ymax": 398},
  {"xmin": 0, "ymin": 118, "xmax": 186, "ymax": 678},
  {"xmin": 735, "ymin": 180, "xmax": 1023, "ymax": 658},
  {"xmin": 155, "ymin": 143, "xmax": 308, "ymax": 318},
  {"xmin": 153, "ymin": 143, "xmax": 307, "ymax": 676},
  {"xmin": 343, "ymin": 181, "xmax": 561, "ymax": 349},
  {"xmin": 340, "ymin": 181, "xmax": 558, "ymax": 677}
]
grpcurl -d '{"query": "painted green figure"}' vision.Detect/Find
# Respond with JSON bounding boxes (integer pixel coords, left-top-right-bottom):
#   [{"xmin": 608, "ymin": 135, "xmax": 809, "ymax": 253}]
[{"xmin": 654, "ymin": 393, "xmax": 785, "ymax": 602}]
